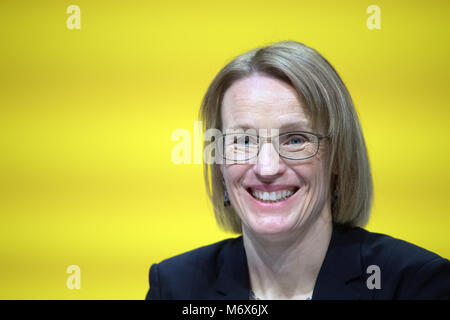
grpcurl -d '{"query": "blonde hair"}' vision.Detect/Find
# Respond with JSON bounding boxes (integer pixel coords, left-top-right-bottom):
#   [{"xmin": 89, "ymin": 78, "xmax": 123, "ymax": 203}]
[{"xmin": 200, "ymin": 41, "xmax": 373, "ymax": 233}]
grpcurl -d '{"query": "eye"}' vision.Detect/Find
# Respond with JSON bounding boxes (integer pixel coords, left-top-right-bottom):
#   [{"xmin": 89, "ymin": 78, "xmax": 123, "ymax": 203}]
[
  {"xmin": 236, "ymin": 135, "xmax": 256, "ymax": 146},
  {"xmin": 288, "ymin": 136, "xmax": 304, "ymax": 144},
  {"xmin": 285, "ymin": 134, "xmax": 307, "ymax": 145}
]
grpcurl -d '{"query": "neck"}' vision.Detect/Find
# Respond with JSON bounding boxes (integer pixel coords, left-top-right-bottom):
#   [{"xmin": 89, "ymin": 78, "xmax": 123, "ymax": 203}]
[{"xmin": 243, "ymin": 205, "xmax": 333, "ymax": 300}]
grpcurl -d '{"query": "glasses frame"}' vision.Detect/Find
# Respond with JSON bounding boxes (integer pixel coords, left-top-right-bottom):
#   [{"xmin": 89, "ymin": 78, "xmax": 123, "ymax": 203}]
[{"xmin": 219, "ymin": 130, "xmax": 329, "ymax": 162}]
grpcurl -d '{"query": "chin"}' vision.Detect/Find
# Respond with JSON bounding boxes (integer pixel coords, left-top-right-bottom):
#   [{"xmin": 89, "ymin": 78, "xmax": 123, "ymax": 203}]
[{"xmin": 245, "ymin": 214, "xmax": 296, "ymax": 236}]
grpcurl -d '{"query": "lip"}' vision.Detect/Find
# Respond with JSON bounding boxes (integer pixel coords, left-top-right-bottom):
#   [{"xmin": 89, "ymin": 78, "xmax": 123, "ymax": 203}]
[
  {"xmin": 245, "ymin": 184, "xmax": 298, "ymax": 192},
  {"xmin": 244, "ymin": 185, "xmax": 300, "ymax": 210}
]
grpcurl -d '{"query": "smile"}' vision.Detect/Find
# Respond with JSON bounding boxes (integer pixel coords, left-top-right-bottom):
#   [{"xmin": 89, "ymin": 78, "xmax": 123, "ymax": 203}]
[{"xmin": 247, "ymin": 187, "xmax": 299, "ymax": 203}]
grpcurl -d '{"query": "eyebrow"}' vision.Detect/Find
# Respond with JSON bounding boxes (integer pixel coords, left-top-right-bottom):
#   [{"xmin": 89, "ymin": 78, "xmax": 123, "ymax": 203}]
[
  {"xmin": 227, "ymin": 120, "xmax": 311, "ymax": 132},
  {"xmin": 279, "ymin": 121, "xmax": 312, "ymax": 131}
]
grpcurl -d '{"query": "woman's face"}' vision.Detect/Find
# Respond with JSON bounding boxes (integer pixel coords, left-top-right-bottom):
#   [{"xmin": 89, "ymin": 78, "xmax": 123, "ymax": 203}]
[{"xmin": 221, "ymin": 73, "xmax": 331, "ymax": 236}]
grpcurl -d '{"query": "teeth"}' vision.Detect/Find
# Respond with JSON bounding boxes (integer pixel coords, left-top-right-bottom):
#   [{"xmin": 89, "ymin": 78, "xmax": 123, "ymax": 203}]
[{"xmin": 251, "ymin": 189, "xmax": 295, "ymax": 202}]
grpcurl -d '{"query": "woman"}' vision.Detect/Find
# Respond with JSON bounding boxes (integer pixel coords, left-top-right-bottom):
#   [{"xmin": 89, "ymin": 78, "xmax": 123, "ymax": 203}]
[{"xmin": 146, "ymin": 41, "xmax": 450, "ymax": 300}]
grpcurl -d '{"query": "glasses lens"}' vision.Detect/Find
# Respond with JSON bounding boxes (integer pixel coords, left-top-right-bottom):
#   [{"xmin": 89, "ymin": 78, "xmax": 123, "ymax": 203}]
[
  {"xmin": 278, "ymin": 132, "xmax": 319, "ymax": 159},
  {"xmin": 222, "ymin": 133, "xmax": 258, "ymax": 161}
]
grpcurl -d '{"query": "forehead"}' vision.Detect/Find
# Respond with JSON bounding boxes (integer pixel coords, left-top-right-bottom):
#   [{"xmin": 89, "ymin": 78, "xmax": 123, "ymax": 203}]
[{"xmin": 221, "ymin": 74, "xmax": 310, "ymax": 131}]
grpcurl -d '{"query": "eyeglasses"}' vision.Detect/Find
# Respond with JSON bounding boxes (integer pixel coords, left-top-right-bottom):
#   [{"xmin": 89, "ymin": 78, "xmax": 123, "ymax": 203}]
[{"xmin": 219, "ymin": 131, "xmax": 328, "ymax": 162}]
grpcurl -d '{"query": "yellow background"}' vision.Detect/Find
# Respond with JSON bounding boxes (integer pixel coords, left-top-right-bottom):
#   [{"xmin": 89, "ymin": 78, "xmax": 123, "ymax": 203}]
[{"xmin": 0, "ymin": 0, "xmax": 449, "ymax": 299}]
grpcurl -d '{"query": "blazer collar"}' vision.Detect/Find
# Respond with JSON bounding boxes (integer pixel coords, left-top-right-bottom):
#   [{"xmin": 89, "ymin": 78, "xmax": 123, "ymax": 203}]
[
  {"xmin": 214, "ymin": 223, "xmax": 363, "ymax": 300},
  {"xmin": 214, "ymin": 236, "xmax": 250, "ymax": 299},
  {"xmin": 312, "ymin": 224, "xmax": 363, "ymax": 300}
]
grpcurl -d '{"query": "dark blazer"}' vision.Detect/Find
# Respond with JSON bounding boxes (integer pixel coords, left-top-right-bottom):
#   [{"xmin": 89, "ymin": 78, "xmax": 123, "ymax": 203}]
[{"xmin": 146, "ymin": 224, "xmax": 450, "ymax": 300}]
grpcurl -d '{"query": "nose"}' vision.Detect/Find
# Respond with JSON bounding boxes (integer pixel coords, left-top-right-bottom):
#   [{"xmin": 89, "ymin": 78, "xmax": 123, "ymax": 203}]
[{"xmin": 252, "ymin": 141, "xmax": 286, "ymax": 179}]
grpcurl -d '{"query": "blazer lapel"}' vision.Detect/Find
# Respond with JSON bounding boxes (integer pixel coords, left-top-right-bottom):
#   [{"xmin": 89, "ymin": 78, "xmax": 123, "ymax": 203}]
[
  {"xmin": 312, "ymin": 224, "xmax": 363, "ymax": 300},
  {"xmin": 213, "ymin": 224, "xmax": 364, "ymax": 300},
  {"xmin": 214, "ymin": 236, "xmax": 250, "ymax": 300}
]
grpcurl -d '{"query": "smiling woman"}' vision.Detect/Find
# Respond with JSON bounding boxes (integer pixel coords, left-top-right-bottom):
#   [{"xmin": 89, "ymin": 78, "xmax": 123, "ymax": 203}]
[
  {"xmin": 219, "ymin": 74, "xmax": 333, "ymax": 241},
  {"xmin": 146, "ymin": 41, "xmax": 450, "ymax": 300}
]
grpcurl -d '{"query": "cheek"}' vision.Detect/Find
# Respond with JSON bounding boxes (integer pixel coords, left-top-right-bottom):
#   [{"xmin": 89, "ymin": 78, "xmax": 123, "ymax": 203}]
[
  {"xmin": 292, "ymin": 161, "xmax": 330, "ymax": 196},
  {"xmin": 305, "ymin": 166, "xmax": 331, "ymax": 209},
  {"xmin": 222, "ymin": 164, "xmax": 248, "ymax": 185},
  {"xmin": 309, "ymin": 172, "xmax": 329, "ymax": 201}
]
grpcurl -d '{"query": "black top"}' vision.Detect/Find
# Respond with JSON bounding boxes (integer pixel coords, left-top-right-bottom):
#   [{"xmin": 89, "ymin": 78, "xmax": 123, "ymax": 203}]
[{"xmin": 146, "ymin": 224, "xmax": 450, "ymax": 300}]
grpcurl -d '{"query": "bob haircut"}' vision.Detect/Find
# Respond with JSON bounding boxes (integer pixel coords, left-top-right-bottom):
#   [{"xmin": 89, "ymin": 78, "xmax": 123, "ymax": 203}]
[{"xmin": 200, "ymin": 40, "xmax": 373, "ymax": 234}]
